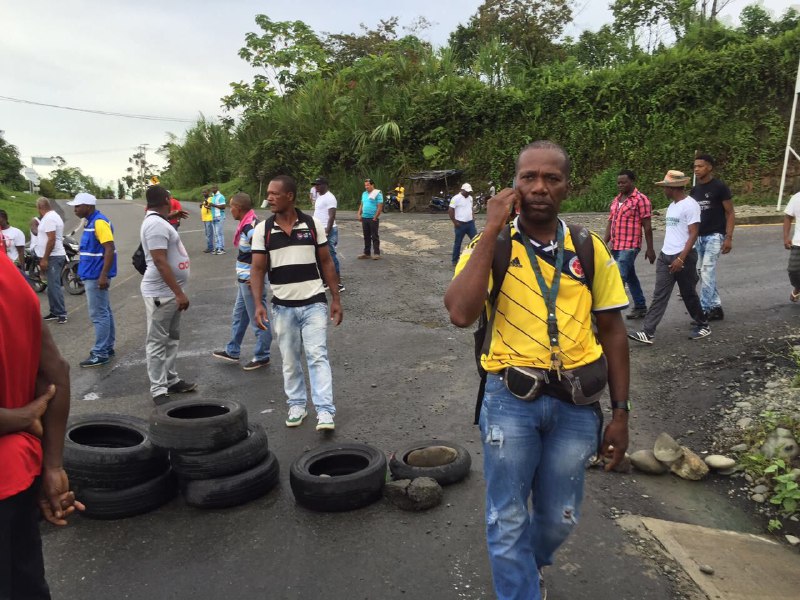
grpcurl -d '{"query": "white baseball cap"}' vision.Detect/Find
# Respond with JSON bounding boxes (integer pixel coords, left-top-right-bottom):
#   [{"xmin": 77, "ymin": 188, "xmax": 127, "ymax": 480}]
[
  {"xmin": 67, "ymin": 192, "xmax": 97, "ymax": 206},
  {"xmin": 461, "ymin": 183, "xmax": 473, "ymax": 193}
]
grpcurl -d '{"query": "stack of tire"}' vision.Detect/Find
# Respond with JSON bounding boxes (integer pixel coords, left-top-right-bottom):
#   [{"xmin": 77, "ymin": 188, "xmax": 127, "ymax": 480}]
[
  {"xmin": 63, "ymin": 414, "xmax": 177, "ymax": 520},
  {"xmin": 148, "ymin": 398, "xmax": 279, "ymax": 509}
]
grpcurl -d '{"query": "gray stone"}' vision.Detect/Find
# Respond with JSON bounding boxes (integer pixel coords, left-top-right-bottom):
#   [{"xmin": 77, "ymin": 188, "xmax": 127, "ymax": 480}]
[
  {"xmin": 384, "ymin": 477, "xmax": 443, "ymax": 511},
  {"xmin": 704, "ymin": 455, "xmax": 736, "ymax": 470},
  {"xmin": 406, "ymin": 446, "xmax": 457, "ymax": 467},
  {"xmin": 653, "ymin": 433, "xmax": 683, "ymax": 464},
  {"xmin": 751, "ymin": 493, "xmax": 766, "ymax": 503},
  {"xmin": 736, "ymin": 417, "xmax": 753, "ymax": 429},
  {"xmin": 753, "ymin": 484, "xmax": 769, "ymax": 495},
  {"xmin": 717, "ymin": 467, "xmax": 737, "ymax": 476},
  {"xmin": 670, "ymin": 446, "xmax": 709, "ymax": 481},
  {"xmin": 699, "ymin": 564, "xmax": 715, "ymax": 575},
  {"xmin": 730, "ymin": 443, "xmax": 749, "ymax": 453},
  {"xmin": 786, "ymin": 535, "xmax": 800, "ymax": 546},
  {"xmin": 765, "ymin": 381, "xmax": 781, "ymax": 389},
  {"xmin": 630, "ymin": 450, "xmax": 668, "ymax": 475},
  {"xmin": 760, "ymin": 429, "xmax": 800, "ymax": 461}
]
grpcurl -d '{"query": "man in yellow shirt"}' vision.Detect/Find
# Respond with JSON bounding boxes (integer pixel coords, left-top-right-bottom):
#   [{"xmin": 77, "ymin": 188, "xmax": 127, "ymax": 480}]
[
  {"xmin": 394, "ymin": 184, "xmax": 405, "ymax": 213},
  {"xmin": 445, "ymin": 141, "xmax": 630, "ymax": 600},
  {"xmin": 200, "ymin": 188, "xmax": 214, "ymax": 253}
]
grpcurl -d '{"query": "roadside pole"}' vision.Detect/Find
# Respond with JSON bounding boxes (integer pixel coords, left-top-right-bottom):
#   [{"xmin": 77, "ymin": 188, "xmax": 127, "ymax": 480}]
[{"xmin": 777, "ymin": 53, "xmax": 800, "ymax": 211}]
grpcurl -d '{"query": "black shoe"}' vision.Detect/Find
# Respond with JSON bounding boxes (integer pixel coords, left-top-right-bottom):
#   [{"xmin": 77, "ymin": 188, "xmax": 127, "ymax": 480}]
[
  {"xmin": 707, "ymin": 307, "xmax": 724, "ymax": 321},
  {"xmin": 243, "ymin": 358, "xmax": 270, "ymax": 371},
  {"xmin": 690, "ymin": 312, "xmax": 709, "ymax": 327},
  {"xmin": 43, "ymin": 313, "xmax": 58, "ymax": 321},
  {"xmin": 153, "ymin": 393, "xmax": 171, "ymax": 406},
  {"xmin": 108, "ymin": 348, "xmax": 115, "ymax": 357},
  {"xmin": 57, "ymin": 316, "xmax": 68, "ymax": 324},
  {"xmin": 168, "ymin": 380, "xmax": 197, "ymax": 394},
  {"xmin": 80, "ymin": 355, "xmax": 110, "ymax": 368},
  {"xmin": 212, "ymin": 350, "xmax": 239, "ymax": 363}
]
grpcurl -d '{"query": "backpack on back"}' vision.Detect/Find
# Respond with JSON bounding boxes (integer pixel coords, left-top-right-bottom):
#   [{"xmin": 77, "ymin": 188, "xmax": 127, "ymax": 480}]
[{"xmin": 132, "ymin": 213, "xmax": 164, "ymax": 276}]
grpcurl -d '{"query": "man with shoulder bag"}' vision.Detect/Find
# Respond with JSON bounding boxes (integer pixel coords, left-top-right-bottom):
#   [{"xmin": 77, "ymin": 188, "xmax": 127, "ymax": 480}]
[{"xmin": 445, "ymin": 141, "xmax": 631, "ymax": 600}]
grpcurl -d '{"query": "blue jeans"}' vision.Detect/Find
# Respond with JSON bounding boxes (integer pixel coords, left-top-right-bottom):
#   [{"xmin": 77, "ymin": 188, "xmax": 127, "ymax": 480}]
[
  {"xmin": 203, "ymin": 221, "xmax": 215, "ymax": 251},
  {"xmin": 225, "ymin": 281, "xmax": 272, "ymax": 361},
  {"xmin": 84, "ymin": 279, "xmax": 116, "ymax": 359},
  {"xmin": 327, "ymin": 226, "xmax": 340, "ymax": 275},
  {"xmin": 44, "ymin": 255, "xmax": 66, "ymax": 317},
  {"xmin": 453, "ymin": 220, "xmax": 477, "ymax": 264},
  {"xmin": 695, "ymin": 233, "xmax": 723, "ymax": 312},
  {"xmin": 480, "ymin": 374, "xmax": 600, "ymax": 600},
  {"xmin": 271, "ymin": 302, "xmax": 335, "ymax": 415},
  {"xmin": 213, "ymin": 215, "xmax": 225, "ymax": 250},
  {"xmin": 611, "ymin": 248, "xmax": 646, "ymax": 309}
]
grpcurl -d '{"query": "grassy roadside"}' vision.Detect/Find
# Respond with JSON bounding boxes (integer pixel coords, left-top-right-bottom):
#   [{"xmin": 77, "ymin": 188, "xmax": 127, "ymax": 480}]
[{"xmin": 0, "ymin": 186, "xmax": 40, "ymax": 240}]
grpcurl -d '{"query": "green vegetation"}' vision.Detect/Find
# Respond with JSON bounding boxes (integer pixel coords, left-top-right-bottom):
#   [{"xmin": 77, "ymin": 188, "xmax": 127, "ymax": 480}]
[{"xmin": 0, "ymin": 186, "xmax": 39, "ymax": 239}]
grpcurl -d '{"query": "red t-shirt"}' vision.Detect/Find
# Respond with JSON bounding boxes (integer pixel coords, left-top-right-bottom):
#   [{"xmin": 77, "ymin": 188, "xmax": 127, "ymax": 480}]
[
  {"xmin": 169, "ymin": 198, "xmax": 182, "ymax": 225},
  {"xmin": 0, "ymin": 255, "xmax": 43, "ymax": 499}
]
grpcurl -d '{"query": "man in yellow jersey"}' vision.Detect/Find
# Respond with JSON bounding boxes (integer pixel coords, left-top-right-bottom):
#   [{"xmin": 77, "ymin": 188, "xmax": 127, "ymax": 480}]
[
  {"xmin": 200, "ymin": 189, "xmax": 215, "ymax": 253},
  {"xmin": 445, "ymin": 141, "xmax": 630, "ymax": 600}
]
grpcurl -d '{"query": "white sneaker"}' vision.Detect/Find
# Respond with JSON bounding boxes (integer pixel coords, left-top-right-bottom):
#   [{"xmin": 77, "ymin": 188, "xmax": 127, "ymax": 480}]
[
  {"xmin": 316, "ymin": 411, "xmax": 335, "ymax": 431},
  {"xmin": 285, "ymin": 405, "xmax": 307, "ymax": 427}
]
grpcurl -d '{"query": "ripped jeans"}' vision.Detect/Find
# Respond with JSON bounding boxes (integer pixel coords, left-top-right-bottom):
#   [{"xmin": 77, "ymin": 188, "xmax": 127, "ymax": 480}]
[{"xmin": 479, "ymin": 373, "xmax": 600, "ymax": 600}]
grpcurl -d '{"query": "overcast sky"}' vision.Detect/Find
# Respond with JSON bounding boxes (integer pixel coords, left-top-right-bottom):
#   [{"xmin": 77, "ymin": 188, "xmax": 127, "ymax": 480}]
[{"xmin": 1, "ymin": 0, "xmax": 795, "ymax": 188}]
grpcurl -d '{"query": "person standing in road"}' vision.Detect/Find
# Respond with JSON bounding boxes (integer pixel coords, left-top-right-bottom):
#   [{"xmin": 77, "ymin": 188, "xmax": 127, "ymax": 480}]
[
  {"xmin": 783, "ymin": 190, "xmax": 800, "ymax": 302},
  {"xmin": 0, "ymin": 209, "xmax": 27, "ymax": 272},
  {"xmin": 212, "ymin": 192, "xmax": 273, "ymax": 370},
  {"xmin": 604, "ymin": 170, "xmax": 656, "ymax": 320},
  {"xmin": 68, "ymin": 193, "xmax": 117, "ymax": 368},
  {"xmin": 36, "ymin": 198, "xmax": 68, "ymax": 324},
  {"xmin": 0, "ymin": 255, "xmax": 84, "ymax": 599},
  {"xmin": 449, "ymin": 183, "xmax": 477, "ymax": 265},
  {"xmin": 140, "ymin": 185, "xmax": 196, "ymax": 404},
  {"xmin": 250, "ymin": 175, "xmax": 342, "ymax": 431},
  {"xmin": 200, "ymin": 189, "xmax": 215, "ymax": 253},
  {"xmin": 691, "ymin": 153, "xmax": 734, "ymax": 321},
  {"xmin": 313, "ymin": 177, "xmax": 345, "ymax": 292},
  {"xmin": 394, "ymin": 182, "xmax": 405, "ymax": 213},
  {"xmin": 210, "ymin": 185, "xmax": 227, "ymax": 255},
  {"xmin": 357, "ymin": 178, "xmax": 383, "ymax": 260},
  {"xmin": 445, "ymin": 141, "xmax": 630, "ymax": 600},
  {"xmin": 628, "ymin": 170, "xmax": 710, "ymax": 344},
  {"xmin": 166, "ymin": 192, "xmax": 189, "ymax": 230}
]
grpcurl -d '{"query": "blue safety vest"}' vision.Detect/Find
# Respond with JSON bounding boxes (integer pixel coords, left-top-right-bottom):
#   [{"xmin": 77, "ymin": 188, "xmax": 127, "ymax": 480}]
[{"xmin": 78, "ymin": 210, "xmax": 117, "ymax": 280}]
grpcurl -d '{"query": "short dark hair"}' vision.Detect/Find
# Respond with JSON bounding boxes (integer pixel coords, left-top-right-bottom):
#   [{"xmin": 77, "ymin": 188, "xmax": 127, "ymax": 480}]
[
  {"xmin": 146, "ymin": 185, "xmax": 170, "ymax": 208},
  {"xmin": 618, "ymin": 169, "xmax": 636, "ymax": 181},
  {"xmin": 231, "ymin": 192, "xmax": 252, "ymax": 209},
  {"xmin": 364, "ymin": 178, "xmax": 375, "ymax": 185},
  {"xmin": 695, "ymin": 153, "xmax": 716, "ymax": 168},
  {"xmin": 0, "ymin": 209, "xmax": 7, "ymax": 221},
  {"xmin": 516, "ymin": 140, "xmax": 572, "ymax": 178},
  {"xmin": 271, "ymin": 175, "xmax": 297, "ymax": 200}
]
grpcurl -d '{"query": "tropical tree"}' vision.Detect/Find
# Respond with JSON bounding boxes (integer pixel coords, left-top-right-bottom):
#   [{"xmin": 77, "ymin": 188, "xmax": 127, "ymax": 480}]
[{"xmin": 0, "ymin": 136, "xmax": 25, "ymax": 188}]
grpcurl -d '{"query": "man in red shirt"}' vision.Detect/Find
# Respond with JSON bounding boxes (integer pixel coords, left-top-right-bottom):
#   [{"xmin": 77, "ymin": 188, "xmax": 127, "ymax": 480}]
[
  {"xmin": 604, "ymin": 170, "xmax": 655, "ymax": 319},
  {"xmin": 167, "ymin": 192, "xmax": 188, "ymax": 229},
  {"xmin": 0, "ymin": 255, "xmax": 83, "ymax": 598}
]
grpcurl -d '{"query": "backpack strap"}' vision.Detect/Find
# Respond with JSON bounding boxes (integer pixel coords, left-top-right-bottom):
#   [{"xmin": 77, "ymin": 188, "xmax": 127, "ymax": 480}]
[{"xmin": 567, "ymin": 223, "xmax": 595, "ymax": 291}]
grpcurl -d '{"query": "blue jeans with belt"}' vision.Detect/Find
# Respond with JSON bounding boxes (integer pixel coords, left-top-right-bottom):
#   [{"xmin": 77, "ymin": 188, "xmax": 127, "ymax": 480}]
[
  {"xmin": 84, "ymin": 278, "xmax": 116, "ymax": 359},
  {"xmin": 213, "ymin": 214, "xmax": 225, "ymax": 251},
  {"xmin": 44, "ymin": 255, "xmax": 66, "ymax": 317},
  {"xmin": 479, "ymin": 373, "xmax": 600, "ymax": 600}
]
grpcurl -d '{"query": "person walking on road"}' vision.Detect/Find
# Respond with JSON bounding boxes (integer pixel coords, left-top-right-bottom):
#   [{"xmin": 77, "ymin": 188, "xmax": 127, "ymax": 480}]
[
  {"xmin": 0, "ymin": 255, "xmax": 84, "ymax": 599},
  {"xmin": 357, "ymin": 178, "xmax": 383, "ymax": 260},
  {"xmin": 200, "ymin": 189, "xmax": 216, "ymax": 253},
  {"xmin": 628, "ymin": 170, "xmax": 710, "ymax": 344},
  {"xmin": 449, "ymin": 183, "xmax": 477, "ymax": 265},
  {"xmin": 210, "ymin": 185, "xmax": 227, "ymax": 255},
  {"xmin": 783, "ymin": 190, "xmax": 800, "ymax": 302},
  {"xmin": 604, "ymin": 170, "xmax": 656, "ymax": 320},
  {"xmin": 250, "ymin": 175, "xmax": 342, "ymax": 431},
  {"xmin": 212, "ymin": 192, "xmax": 273, "ymax": 370},
  {"xmin": 445, "ymin": 141, "xmax": 630, "ymax": 600},
  {"xmin": 312, "ymin": 177, "xmax": 344, "ymax": 292},
  {"xmin": 691, "ymin": 153, "xmax": 734, "ymax": 321},
  {"xmin": 140, "ymin": 185, "xmax": 196, "ymax": 404},
  {"xmin": 68, "ymin": 193, "xmax": 117, "ymax": 367},
  {"xmin": 36, "ymin": 198, "xmax": 68, "ymax": 324},
  {"xmin": 0, "ymin": 209, "xmax": 26, "ymax": 272}
]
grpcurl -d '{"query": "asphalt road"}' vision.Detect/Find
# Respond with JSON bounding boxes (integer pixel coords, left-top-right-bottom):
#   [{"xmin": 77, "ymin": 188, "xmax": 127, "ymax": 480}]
[{"xmin": 40, "ymin": 200, "xmax": 796, "ymax": 600}]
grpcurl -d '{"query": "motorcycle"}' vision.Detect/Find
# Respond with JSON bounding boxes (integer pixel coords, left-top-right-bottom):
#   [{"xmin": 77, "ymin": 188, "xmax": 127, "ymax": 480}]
[
  {"xmin": 429, "ymin": 192, "xmax": 452, "ymax": 212},
  {"xmin": 26, "ymin": 231, "xmax": 85, "ymax": 296},
  {"xmin": 472, "ymin": 193, "xmax": 490, "ymax": 214},
  {"xmin": 384, "ymin": 193, "xmax": 401, "ymax": 212}
]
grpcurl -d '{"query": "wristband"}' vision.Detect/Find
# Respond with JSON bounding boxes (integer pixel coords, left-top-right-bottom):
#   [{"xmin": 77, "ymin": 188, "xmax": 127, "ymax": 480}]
[
  {"xmin": 675, "ymin": 257, "xmax": 684, "ymax": 264},
  {"xmin": 610, "ymin": 400, "xmax": 631, "ymax": 412}
]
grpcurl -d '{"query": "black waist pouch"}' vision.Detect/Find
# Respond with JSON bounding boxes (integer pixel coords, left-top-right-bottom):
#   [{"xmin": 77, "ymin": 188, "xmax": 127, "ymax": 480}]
[{"xmin": 557, "ymin": 355, "xmax": 608, "ymax": 405}]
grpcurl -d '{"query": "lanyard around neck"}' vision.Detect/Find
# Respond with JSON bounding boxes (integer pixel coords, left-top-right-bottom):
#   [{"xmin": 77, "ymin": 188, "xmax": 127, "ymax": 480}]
[{"xmin": 519, "ymin": 222, "xmax": 565, "ymax": 376}]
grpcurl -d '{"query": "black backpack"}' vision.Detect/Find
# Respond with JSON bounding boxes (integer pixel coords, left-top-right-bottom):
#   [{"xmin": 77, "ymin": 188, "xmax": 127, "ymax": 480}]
[
  {"xmin": 132, "ymin": 213, "xmax": 167, "ymax": 275},
  {"xmin": 262, "ymin": 209, "xmax": 319, "ymax": 274},
  {"xmin": 472, "ymin": 222, "xmax": 596, "ymax": 424}
]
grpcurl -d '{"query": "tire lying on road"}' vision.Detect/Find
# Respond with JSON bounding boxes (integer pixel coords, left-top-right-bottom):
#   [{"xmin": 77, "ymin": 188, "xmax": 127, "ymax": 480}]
[
  {"xmin": 182, "ymin": 450, "xmax": 280, "ymax": 509},
  {"xmin": 149, "ymin": 399, "xmax": 248, "ymax": 453},
  {"xmin": 389, "ymin": 440, "xmax": 471, "ymax": 486},
  {"xmin": 64, "ymin": 414, "xmax": 169, "ymax": 489},
  {"xmin": 290, "ymin": 442, "xmax": 387, "ymax": 512},
  {"xmin": 171, "ymin": 423, "xmax": 269, "ymax": 480},
  {"xmin": 79, "ymin": 468, "xmax": 178, "ymax": 520}
]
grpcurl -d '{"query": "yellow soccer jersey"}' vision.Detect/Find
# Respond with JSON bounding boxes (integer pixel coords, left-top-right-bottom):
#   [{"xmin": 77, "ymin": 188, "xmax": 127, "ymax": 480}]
[
  {"xmin": 200, "ymin": 202, "xmax": 212, "ymax": 222},
  {"xmin": 94, "ymin": 219, "xmax": 114, "ymax": 244},
  {"xmin": 454, "ymin": 218, "xmax": 628, "ymax": 372}
]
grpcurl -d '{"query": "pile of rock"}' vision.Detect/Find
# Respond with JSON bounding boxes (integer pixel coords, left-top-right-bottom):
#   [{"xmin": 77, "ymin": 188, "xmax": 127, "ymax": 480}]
[{"xmin": 630, "ymin": 433, "xmax": 737, "ymax": 480}]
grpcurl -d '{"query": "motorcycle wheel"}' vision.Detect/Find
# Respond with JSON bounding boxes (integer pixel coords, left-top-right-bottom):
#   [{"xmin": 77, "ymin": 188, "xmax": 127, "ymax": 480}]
[
  {"xmin": 62, "ymin": 262, "xmax": 85, "ymax": 295},
  {"xmin": 27, "ymin": 262, "xmax": 47, "ymax": 293},
  {"xmin": 472, "ymin": 201, "xmax": 483, "ymax": 214}
]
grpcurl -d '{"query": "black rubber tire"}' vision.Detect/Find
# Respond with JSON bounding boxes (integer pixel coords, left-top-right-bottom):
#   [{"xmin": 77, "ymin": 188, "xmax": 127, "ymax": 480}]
[
  {"xmin": 79, "ymin": 468, "xmax": 178, "ymax": 520},
  {"xmin": 182, "ymin": 450, "xmax": 280, "ymax": 509},
  {"xmin": 149, "ymin": 398, "xmax": 248, "ymax": 452},
  {"xmin": 171, "ymin": 423, "xmax": 269, "ymax": 480},
  {"xmin": 64, "ymin": 414, "xmax": 169, "ymax": 489},
  {"xmin": 389, "ymin": 440, "xmax": 472, "ymax": 486},
  {"xmin": 289, "ymin": 442, "xmax": 387, "ymax": 512},
  {"xmin": 62, "ymin": 261, "xmax": 85, "ymax": 295}
]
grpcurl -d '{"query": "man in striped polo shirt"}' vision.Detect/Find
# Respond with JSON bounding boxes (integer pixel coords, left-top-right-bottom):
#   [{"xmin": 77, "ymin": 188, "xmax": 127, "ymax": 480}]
[
  {"xmin": 250, "ymin": 175, "xmax": 343, "ymax": 431},
  {"xmin": 212, "ymin": 192, "xmax": 272, "ymax": 370}
]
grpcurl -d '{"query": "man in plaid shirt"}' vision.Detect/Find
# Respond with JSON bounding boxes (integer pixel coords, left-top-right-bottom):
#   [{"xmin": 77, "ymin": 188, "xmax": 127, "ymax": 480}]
[{"xmin": 604, "ymin": 170, "xmax": 656, "ymax": 319}]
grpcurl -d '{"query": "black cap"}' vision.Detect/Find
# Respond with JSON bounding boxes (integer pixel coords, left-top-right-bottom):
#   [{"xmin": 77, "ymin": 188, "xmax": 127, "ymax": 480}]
[{"xmin": 314, "ymin": 177, "xmax": 328, "ymax": 185}]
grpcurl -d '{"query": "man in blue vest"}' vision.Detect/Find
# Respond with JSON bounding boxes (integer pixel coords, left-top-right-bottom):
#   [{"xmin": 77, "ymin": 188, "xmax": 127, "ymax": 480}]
[{"xmin": 68, "ymin": 193, "xmax": 117, "ymax": 367}]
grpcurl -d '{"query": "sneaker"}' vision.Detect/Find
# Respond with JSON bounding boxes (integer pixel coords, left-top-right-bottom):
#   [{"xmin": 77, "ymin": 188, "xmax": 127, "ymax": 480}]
[
  {"xmin": 80, "ymin": 355, "xmax": 110, "ymax": 368},
  {"xmin": 625, "ymin": 307, "xmax": 647, "ymax": 320},
  {"xmin": 372, "ymin": 255, "xmax": 381, "ymax": 260},
  {"xmin": 690, "ymin": 312, "xmax": 709, "ymax": 327},
  {"xmin": 153, "ymin": 393, "xmax": 171, "ymax": 406},
  {"xmin": 57, "ymin": 316, "xmax": 68, "ymax": 324},
  {"xmin": 286, "ymin": 405, "xmax": 307, "ymax": 427},
  {"xmin": 216, "ymin": 249, "xmax": 226, "ymax": 255},
  {"xmin": 357, "ymin": 254, "xmax": 370, "ymax": 259},
  {"xmin": 43, "ymin": 313, "xmax": 58, "ymax": 321},
  {"xmin": 212, "ymin": 350, "xmax": 239, "ymax": 363},
  {"xmin": 539, "ymin": 569, "xmax": 547, "ymax": 600},
  {"xmin": 316, "ymin": 411, "xmax": 335, "ymax": 431},
  {"xmin": 707, "ymin": 306, "xmax": 724, "ymax": 321},
  {"xmin": 242, "ymin": 358, "xmax": 270, "ymax": 371},
  {"xmin": 628, "ymin": 331, "xmax": 654, "ymax": 345},
  {"xmin": 689, "ymin": 325, "xmax": 711, "ymax": 340},
  {"xmin": 337, "ymin": 283, "xmax": 345, "ymax": 292},
  {"xmin": 108, "ymin": 348, "xmax": 115, "ymax": 357},
  {"xmin": 203, "ymin": 248, "xmax": 213, "ymax": 253},
  {"xmin": 168, "ymin": 380, "xmax": 197, "ymax": 394}
]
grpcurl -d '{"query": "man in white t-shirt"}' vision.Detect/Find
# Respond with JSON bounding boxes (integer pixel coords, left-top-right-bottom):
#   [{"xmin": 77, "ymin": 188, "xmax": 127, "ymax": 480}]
[
  {"xmin": 783, "ymin": 191, "xmax": 800, "ymax": 302},
  {"xmin": 309, "ymin": 184, "xmax": 319, "ymax": 207},
  {"xmin": 0, "ymin": 209, "xmax": 26, "ymax": 270},
  {"xmin": 449, "ymin": 183, "xmax": 477, "ymax": 265},
  {"xmin": 629, "ymin": 170, "xmax": 709, "ymax": 344},
  {"xmin": 36, "ymin": 197, "xmax": 68, "ymax": 324},
  {"xmin": 312, "ymin": 177, "xmax": 344, "ymax": 292}
]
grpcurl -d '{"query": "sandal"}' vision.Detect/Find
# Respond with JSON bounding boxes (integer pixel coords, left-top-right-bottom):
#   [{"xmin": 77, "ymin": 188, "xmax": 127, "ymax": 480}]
[{"xmin": 791, "ymin": 290, "xmax": 800, "ymax": 303}]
